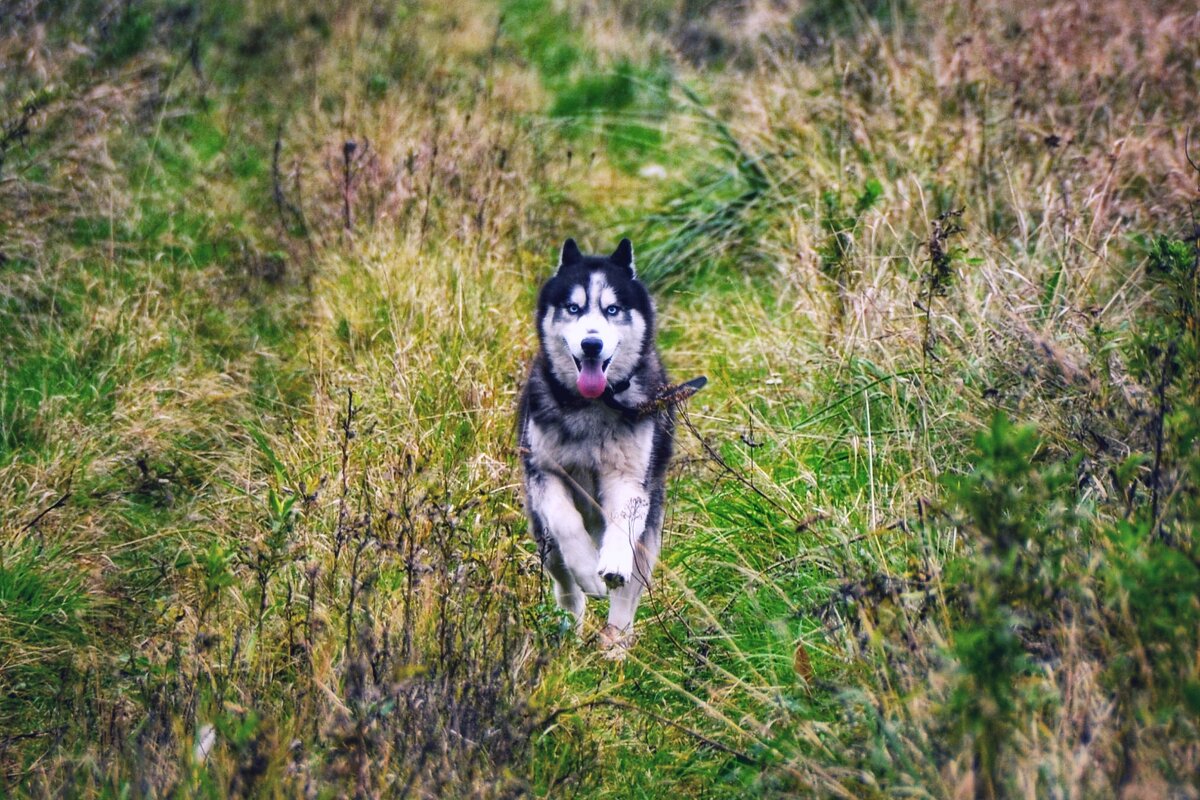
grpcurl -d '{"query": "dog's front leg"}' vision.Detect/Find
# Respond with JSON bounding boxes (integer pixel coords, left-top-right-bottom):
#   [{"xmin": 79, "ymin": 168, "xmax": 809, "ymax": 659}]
[
  {"xmin": 595, "ymin": 475, "xmax": 649, "ymax": 591},
  {"xmin": 528, "ymin": 473, "xmax": 607, "ymax": 614}
]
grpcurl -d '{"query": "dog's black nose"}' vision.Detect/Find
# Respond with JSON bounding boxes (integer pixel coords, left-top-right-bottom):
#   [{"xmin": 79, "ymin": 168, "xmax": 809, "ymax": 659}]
[{"xmin": 580, "ymin": 338, "xmax": 604, "ymax": 358}]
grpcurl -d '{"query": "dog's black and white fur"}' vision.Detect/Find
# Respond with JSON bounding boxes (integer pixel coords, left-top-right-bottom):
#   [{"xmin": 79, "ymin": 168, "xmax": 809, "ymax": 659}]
[{"xmin": 519, "ymin": 238, "xmax": 673, "ymax": 645}]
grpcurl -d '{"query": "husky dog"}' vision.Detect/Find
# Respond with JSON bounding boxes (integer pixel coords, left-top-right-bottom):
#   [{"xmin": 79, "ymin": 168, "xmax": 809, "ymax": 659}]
[{"xmin": 519, "ymin": 237, "xmax": 673, "ymax": 646}]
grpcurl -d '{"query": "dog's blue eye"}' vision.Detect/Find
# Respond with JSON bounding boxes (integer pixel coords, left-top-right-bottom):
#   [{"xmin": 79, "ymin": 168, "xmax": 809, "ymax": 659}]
[
  {"xmin": 566, "ymin": 303, "xmax": 580, "ymax": 314},
  {"xmin": 605, "ymin": 305, "xmax": 621, "ymax": 316}
]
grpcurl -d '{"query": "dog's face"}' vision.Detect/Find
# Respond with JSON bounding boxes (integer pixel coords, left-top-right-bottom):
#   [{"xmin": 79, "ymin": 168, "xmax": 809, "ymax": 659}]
[{"xmin": 536, "ymin": 238, "xmax": 654, "ymax": 399}]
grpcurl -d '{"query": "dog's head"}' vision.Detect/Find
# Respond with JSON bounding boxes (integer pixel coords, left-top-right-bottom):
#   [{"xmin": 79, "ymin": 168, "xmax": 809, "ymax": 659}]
[{"xmin": 536, "ymin": 238, "xmax": 655, "ymax": 399}]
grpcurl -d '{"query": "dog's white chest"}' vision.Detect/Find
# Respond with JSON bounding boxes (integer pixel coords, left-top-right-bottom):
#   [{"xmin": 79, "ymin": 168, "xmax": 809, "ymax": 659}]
[{"xmin": 527, "ymin": 410, "xmax": 653, "ymax": 478}]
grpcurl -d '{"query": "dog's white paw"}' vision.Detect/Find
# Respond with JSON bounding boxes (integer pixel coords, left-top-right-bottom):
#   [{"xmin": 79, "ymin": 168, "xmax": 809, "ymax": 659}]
[
  {"xmin": 596, "ymin": 544, "xmax": 633, "ymax": 590},
  {"xmin": 598, "ymin": 624, "xmax": 634, "ymax": 660}
]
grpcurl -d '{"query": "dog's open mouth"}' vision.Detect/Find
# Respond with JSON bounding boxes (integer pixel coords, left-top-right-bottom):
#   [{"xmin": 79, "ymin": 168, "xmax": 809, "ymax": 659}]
[{"xmin": 573, "ymin": 356, "xmax": 613, "ymax": 399}]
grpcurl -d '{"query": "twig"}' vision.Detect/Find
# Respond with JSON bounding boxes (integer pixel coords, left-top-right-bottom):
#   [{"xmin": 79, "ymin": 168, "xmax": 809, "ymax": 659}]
[
  {"xmin": 919, "ymin": 208, "xmax": 964, "ymax": 364},
  {"xmin": 0, "ymin": 96, "xmax": 44, "ymax": 177},
  {"xmin": 634, "ymin": 376, "xmax": 708, "ymax": 418},
  {"xmin": 678, "ymin": 407, "xmax": 804, "ymax": 526},
  {"xmin": 345, "ymin": 523, "xmax": 375, "ymax": 657},
  {"xmin": 1149, "ymin": 341, "xmax": 1176, "ymax": 538},
  {"xmin": 342, "ymin": 140, "xmax": 358, "ymax": 232},
  {"xmin": 272, "ymin": 126, "xmax": 292, "ymax": 232},
  {"xmin": 21, "ymin": 490, "xmax": 70, "ymax": 532},
  {"xmin": 419, "ymin": 115, "xmax": 442, "ymax": 250},
  {"xmin": 271, "ymin": 127, "xmax": 316, "ymax": 260},
  {"xmin": 331, "ymin": 389, "xmax": 358, "ymax": 579}
]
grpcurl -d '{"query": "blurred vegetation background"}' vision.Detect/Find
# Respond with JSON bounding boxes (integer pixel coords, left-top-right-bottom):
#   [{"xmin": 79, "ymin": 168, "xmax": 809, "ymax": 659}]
[{"xmin": 1, "ymin": 0, "xmax": 1198, "ymax": 796}]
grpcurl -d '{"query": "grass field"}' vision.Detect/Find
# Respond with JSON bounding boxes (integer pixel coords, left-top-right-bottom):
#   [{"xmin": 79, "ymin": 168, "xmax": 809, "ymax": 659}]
[{"xmin": 2, "ymin": 1, "xmax": 1199, "ymax": 796}]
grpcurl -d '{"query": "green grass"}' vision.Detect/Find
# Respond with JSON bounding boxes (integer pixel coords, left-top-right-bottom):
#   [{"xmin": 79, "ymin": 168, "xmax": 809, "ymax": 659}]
[{"xmin": 2, "ymin": 0, "xmax": 1199, "ymax": 797}]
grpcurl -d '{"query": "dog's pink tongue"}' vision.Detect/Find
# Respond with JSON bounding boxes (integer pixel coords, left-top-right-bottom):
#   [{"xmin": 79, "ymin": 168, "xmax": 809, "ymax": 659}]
[{"xmin": 577, "ymin": 360, "xmax": 607, "ymax": 399}]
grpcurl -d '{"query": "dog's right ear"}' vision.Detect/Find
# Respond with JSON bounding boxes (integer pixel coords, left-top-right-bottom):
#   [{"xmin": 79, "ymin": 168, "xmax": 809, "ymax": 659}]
[{"xmin": 557, "ymin": 238, "xmax": 583, "ymax": 273}]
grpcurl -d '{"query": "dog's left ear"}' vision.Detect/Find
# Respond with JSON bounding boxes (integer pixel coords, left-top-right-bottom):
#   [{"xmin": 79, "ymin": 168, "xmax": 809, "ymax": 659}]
[{"xmin": 611, "ymin": 238, "xmax": 635, "ymax": 277}]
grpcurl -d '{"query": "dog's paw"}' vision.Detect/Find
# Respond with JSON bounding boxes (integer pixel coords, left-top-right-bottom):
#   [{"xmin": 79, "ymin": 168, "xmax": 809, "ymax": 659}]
[
  {"xmin": 598, "ymin": 624, "xmax": 634, "ymax": 660},
  {"xmin": 595, "ymin": 547, "xmax": 632, "ymax": 590}
]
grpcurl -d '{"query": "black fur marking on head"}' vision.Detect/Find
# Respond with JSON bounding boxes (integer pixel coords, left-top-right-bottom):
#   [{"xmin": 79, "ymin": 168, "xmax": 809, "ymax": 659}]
[
  {"xmin": 610, "ymin": 238, "xmax": 634, "ymax": 276},
  {"xmin": 558, "ymin": 238, "xmax": 583, "ymax": 272}
]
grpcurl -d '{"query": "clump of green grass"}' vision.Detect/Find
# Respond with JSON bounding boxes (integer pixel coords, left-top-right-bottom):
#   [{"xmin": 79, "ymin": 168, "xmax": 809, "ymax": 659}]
[{"xmin": 501, "ymin": 0, "xmax": 674, "ymax": 169}]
